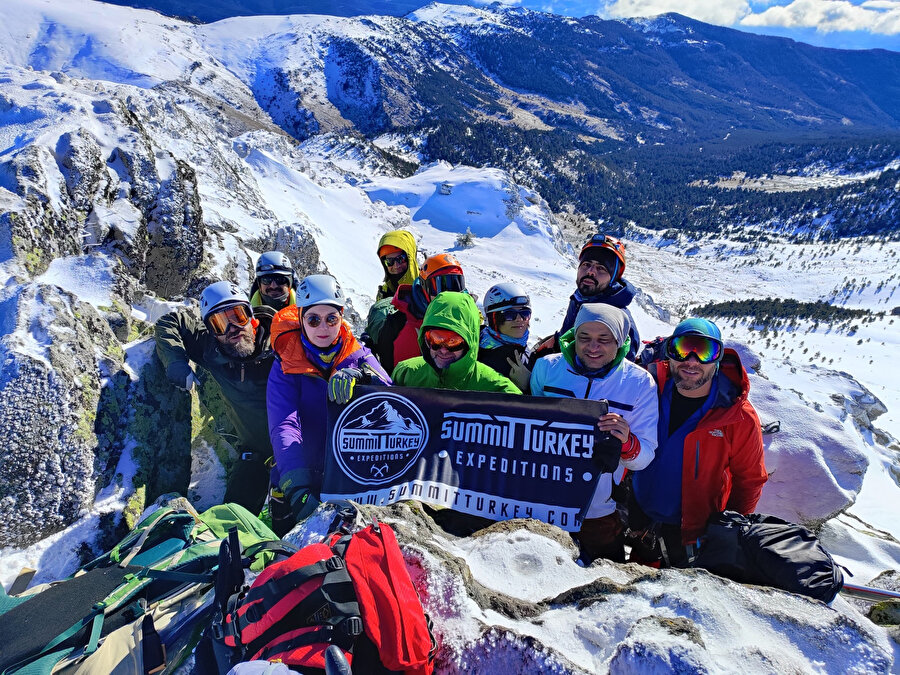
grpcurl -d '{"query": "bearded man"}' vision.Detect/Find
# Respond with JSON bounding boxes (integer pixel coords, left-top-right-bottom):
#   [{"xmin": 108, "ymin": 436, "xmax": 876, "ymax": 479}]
[
  {"xmin": 155, "ymin": 281, "xmax": 276, "ymax": 512},
  {"xmin": 532, "ymin": 234, "xmax": 641, "ymax": 364},
  {"xmin": 628, "ymin": 318, "xmax": 767, "ymax": 567}
]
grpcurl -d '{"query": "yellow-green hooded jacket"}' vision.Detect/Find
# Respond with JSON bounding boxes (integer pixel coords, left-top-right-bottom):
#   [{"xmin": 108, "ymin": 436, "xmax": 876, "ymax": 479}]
[
  {"xmin": 392, "ymin": 292, "xmax": 521, "ymax": 393},
  {"xmin": 375, "ymin": 230, "xmax": 420, "ymax": 301}
]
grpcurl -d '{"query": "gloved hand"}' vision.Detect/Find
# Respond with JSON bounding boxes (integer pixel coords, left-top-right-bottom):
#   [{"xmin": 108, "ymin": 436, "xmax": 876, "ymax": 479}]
[
  {"xmin": 180, "ymin": 371, "xmax": 200, "ymax": 392},
  {"xmin": 591, "ymin": 432, "xmax": 623, "ymax": 474},
  {"xmin": 287, "ymin": 488, "xmax": 320, "ymax": 523},
  {"xmin": 328, "ymin": 367, "xmax": 363, "ymax": 404},
  {"xmin": 280, "ymin": 469, "xmax": 321, "ymax": 523},
  {"xmin": 168, "ymin": 361, "xmax": 200, "ymax": 392}
]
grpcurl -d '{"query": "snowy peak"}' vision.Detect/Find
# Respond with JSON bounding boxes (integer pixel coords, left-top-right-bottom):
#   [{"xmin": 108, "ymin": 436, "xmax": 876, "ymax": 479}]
[{"xmin": 349, "ymin": 401, "xmax": 422, "ymax": 433}]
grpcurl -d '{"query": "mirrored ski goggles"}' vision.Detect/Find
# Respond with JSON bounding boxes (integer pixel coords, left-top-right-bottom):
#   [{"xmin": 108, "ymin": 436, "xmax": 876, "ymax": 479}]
[
  {"xmin": 259, "ymin": 274, "xmax": 290, "ymax": 287},
  {"xmin": 206, "ymin": 304, "xmax": 252, "ymax": 336},
  {"xmin": 303, "ymin": 312, "xmax": 342, "ymax": 328},
  {"xmin": 666, "ymin": 334, "xmax": 723, "ymax": 364},
  {"xmin": 497, "ymin": 308, "xmax": 532, "ymax": 322},
  {"xmin": 424, "ymin": 328, "xmax": 467, "ymax": 352},
  {"xmin": 381, "ymin": 252, "xmax": 408, "ymax": 267},
  {"xmin": 425, "ymin": 273, "xmax": 465, "ymax": 298}
]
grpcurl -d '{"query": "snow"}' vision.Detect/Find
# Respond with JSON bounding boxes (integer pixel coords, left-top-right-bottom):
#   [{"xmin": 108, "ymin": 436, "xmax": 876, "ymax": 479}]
[{"xmin": 36, "ymin": 252, "xmax": 116, "ymax": 308}]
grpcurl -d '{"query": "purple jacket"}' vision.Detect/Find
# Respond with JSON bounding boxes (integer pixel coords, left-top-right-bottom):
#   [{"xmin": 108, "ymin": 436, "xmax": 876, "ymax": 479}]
[{"xmin": 267, "ymin": 340, "xmax": 390, "ymax": 491}]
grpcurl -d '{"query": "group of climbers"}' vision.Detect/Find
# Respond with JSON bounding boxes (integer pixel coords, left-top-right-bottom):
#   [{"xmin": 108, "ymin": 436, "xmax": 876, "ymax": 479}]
[{"xmin": 154, "ymin": 230, "xmax": 767, "ymax": 566}]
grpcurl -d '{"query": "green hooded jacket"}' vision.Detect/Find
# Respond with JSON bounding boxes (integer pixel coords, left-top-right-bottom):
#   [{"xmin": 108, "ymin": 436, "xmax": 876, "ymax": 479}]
[
  {"xmin": 154, "ymin": 306, "xmax": 275, "ymax": 455},
  {"xmin": 375, "ymin": 230, "xmax": 420, "ymax": 301},
  {"xmin": 392, "ymin": 292, "xmax": 521, "ymax": 393}
]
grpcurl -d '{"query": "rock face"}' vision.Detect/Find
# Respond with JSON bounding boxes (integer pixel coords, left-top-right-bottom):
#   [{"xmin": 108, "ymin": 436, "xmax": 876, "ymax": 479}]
[
  {"xmin": 287, "ymin": 502, "xmax": 894, "ymax": 674},
  {"xmin": 0, "ymin": 284, "xmax": 122, "ymax": 547}
]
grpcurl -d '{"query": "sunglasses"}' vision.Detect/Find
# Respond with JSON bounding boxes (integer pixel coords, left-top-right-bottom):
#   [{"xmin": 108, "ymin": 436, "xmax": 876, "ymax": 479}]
[
  {"xmin": 206, "ymin": 304, "xmax": 252, "ymax": 336},
  {"xmin": 425, "ymin": 273, "xmax": 465, "ymax": 299},
  {"xmin": 666, "ymin": 334, "xmax": 723, "ymax": 364},
  {"xmin": 381, "ymin": 252, "xmax": 408, "ymax": 267},
  {"xmin": 424, "ymin": 328, "xmax": 467, "ymax": 352},
  {"xmin": 259, "ymin": 274, "xmax": 290, "ymax": 286},
  {"xmin": 304, "ymin": 312, "xmax": 342, "ymax": 328},
  {"xmin": 498, "ymin": 308, "xmax": 531, "ymax": 322}
]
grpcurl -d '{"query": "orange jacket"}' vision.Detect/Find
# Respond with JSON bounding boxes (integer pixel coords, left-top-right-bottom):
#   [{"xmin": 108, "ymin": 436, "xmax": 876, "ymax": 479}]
[
  {"xmin": 649, "ymin": 350, "xmax": 768, "ymax": 543},
  {"xmin": 270, "ymin": 305, "xmax": 363, "ymax": 376}
]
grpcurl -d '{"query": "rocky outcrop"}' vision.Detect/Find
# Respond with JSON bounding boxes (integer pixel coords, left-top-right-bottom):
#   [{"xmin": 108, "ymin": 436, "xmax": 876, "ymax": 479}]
[
  {"xmin": 143, "ymin": 158, "xmax": 205, "ymax": 298},
  {"xmin": 0, "ymin": 284, "xmax": 122, "ymax": 547},
  {"xmin": 287, "ymin": 502, "xmax": 893, "ymax": 673},
  {"xmin": 2, "ymin": 145, "xmax": 82, "ymax": 276}
]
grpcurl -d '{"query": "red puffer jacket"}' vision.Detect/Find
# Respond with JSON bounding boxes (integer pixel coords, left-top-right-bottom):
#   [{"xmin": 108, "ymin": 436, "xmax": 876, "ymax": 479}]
[{"xmin": 650, "ymin": 351, "xmax": 768, "ymax": 543}]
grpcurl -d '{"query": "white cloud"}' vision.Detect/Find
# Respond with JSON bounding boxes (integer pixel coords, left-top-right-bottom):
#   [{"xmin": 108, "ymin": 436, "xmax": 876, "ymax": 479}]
[
  {"xmin": 740, "ymin": 0, "xmax": 900, "ymax": 35},
  {"xmin": 604, "ymin": 0, "xmax": 752, "ymax": 25}
]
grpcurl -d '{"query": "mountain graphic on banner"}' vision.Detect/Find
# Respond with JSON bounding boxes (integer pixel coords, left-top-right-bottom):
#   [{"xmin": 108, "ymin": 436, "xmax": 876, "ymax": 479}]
[{"xmin": 349, "ymin": 401, "xmax": 422, "ymax": 434}]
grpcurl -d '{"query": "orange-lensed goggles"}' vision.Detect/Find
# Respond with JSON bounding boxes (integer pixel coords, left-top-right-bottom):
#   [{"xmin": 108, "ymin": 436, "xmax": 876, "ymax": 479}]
[
  {"xmin": 424, "ymin": 328, "xmax": 467, "ymax": 352},
  {"xmin": 206, "ymin": 304, "xmax": 252, "ymax": 335}
]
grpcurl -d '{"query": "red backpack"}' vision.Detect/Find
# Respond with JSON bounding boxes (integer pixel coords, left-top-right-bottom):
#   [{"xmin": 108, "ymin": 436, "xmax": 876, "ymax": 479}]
[{"xmin": 217, "ymin": 518, "xmax": 436, "ymax": 673}]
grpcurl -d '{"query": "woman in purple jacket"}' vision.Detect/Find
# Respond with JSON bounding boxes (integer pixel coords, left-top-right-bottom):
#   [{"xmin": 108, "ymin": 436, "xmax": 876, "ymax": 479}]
[{"xmin": 266, "ymin": 275, "xmax": 390, "ymax": 533}]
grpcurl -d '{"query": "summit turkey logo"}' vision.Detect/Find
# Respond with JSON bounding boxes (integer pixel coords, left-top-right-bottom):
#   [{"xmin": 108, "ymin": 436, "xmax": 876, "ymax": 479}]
[{"xmin": 332, "ymin": 392, "xmax": 429, "ymax": 485}]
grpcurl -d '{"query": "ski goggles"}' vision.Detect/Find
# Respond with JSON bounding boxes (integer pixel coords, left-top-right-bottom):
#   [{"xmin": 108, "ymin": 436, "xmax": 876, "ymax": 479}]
[
  {"xmin": 380, "ymin": 252, "xmax": 408, "ymax": 267},
  {"xmin": 206, "ymin": 304, "xmax": 252, "ymax": 336},
  {"xmin": 424, "ymin": 328, "xmax": 467, "ymax": 352},
  {"xmin": 497, "ymin": 308, "xmax": 532, "ymax": 322},
  {"xmin": 666, "ymin": 334, "xmax": 723, "ymax": 364},
  {"xmin": 259, "ymin": 274, "xmax": 290, "ymax": 287},
  {"xmin": 425, "ymin": 273, "xmax": 465, "ymax": 299},
  {"xmin": 303, "ymin": 312, "xmax": 342, "ymax": 328}
]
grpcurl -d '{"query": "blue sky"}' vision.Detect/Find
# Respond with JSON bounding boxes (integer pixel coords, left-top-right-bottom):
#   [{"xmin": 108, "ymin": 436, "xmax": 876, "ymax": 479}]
[{"xmin": 481, "ymin": 0, "xmax": 900, "ymax": 50}]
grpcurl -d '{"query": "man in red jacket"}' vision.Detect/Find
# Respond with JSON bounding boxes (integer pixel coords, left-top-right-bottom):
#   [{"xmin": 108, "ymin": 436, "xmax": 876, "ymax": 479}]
[{"xmin": 629, "ymin": 318, "xmax": 767, "ymax": 566}]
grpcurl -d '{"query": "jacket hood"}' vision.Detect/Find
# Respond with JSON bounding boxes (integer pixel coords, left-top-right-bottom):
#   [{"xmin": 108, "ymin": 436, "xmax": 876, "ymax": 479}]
[
  {"xmin": 378, "ymin": 230, "xmax": 419, "ymax": 290},
  {"xmin": 269, "ymin": 305, "xmax": 362, "ymax": 376},
  {"xmin": 575, "ymin": 277, "xmax": 636, "ymax": 310},
  {"xmin": 418, "ymin": 291, "xmax": 481, "ymax": 379}
]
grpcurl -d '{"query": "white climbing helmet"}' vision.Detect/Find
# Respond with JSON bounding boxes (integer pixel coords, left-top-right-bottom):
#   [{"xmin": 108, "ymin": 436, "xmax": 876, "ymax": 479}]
[
  {"xmin": 200, "ymin": 281, "xmax": 250, "ymax": 321},
  {"xmin": 296, "ymin": 274, "xmax": 345, "ymax": 309},
  {"xmin": 484, "ymin": 282, "xmax": 530, "ymax": 314}
]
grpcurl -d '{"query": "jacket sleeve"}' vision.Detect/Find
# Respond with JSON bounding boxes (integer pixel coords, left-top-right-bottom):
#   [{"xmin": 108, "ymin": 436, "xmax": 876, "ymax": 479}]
[
  {"xmin": 621, "ymin": 371, "xmax": 658, "ymax": 471},
  {"xmin": 529, "ymin": 357, "xmax": 550, "ymax": 397},
  {"xmin": 391, "ymin": 360, "xmax": 412, "ymax": 386},
  {"xmin": 725, "ymin": 403, "xmax": 768, "ymax": 514},
  {"xmin": 267, "ymin": 360, "xmax": 310, "ymax": 482},
  {"xmin": 355, "ymin": 347, "xmax": 393, "ymax": 386},
  {"xmin": 623, "ymin": 307, "xmax": 640, "ymax": 361},
  {"xmin": 154, "ymin": 308, "xmax": 208, "ymax": 384}
]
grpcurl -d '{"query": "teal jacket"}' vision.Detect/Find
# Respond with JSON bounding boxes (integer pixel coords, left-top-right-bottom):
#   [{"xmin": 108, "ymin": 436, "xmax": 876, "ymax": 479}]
[{"xmin": 392, "ymin": 292, "xmax": 521, "ymax": 394}]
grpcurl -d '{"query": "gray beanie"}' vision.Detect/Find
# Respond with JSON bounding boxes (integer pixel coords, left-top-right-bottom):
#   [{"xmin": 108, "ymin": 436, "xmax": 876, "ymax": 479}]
[{"xmin": 574, "ymin": 303, "xmax": 627, "ymax": 347}]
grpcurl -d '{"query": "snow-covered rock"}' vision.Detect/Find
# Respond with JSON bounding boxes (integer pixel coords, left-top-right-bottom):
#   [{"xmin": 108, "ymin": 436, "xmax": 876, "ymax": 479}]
[
  {"xmin": 286, "ymin": 502, "xmax": 895, "ymax": 674},
  {"xmin": 0, "ymin": 283, "xmax": 121, "ymax": 547}
]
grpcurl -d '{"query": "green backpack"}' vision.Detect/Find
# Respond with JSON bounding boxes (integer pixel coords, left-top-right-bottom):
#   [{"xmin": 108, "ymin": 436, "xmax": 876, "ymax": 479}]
[
  {"xmin": 0, "ymin": 498, "xmax": 282, "ymax": 675},
  {"xmin": 364, "ymin": 296, "xmax": 397, "ymax": 346}
]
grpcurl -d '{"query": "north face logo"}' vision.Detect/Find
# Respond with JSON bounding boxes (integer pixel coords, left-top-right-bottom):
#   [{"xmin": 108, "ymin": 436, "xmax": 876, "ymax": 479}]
[
  {"xmin": 308, "ymin": 603, "xmax": 333, "ymax": 624},
  {"xmin": 709, "ymin": 429, "xmax": 724, "ymax": 437}
]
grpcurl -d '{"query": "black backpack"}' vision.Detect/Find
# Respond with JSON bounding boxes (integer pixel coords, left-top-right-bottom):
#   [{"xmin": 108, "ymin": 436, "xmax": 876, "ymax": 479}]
[{"xmin": 689, "ymin": 511, "xmax": 844, "ymax": 603}]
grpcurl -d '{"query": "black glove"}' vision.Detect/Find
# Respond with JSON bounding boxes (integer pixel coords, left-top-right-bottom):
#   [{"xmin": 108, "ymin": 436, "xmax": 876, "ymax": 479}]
[
  {"xmin": 287, "ymin": 487, "xmax": 320, "ymax": 523},
  {"xmin": 279, "ymin": 470, "xmax": 321, "ymax": 524},
  {"xmin": 591, "ymin": 432, "xmax": 623, "ymax": 474}
]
